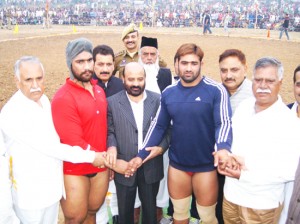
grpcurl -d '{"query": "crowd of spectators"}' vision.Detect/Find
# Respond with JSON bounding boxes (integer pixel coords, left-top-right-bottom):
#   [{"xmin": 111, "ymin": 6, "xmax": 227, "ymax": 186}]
[{"xmin": 1, "ymin": 0, "xmax": 300, "ymax": 31}]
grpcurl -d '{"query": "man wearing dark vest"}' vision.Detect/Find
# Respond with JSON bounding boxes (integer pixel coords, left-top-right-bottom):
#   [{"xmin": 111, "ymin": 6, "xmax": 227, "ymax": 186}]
[
  {"xmin": 138, "ymin": 36, "xmax": 173, "ymax": 223},
  {"xmin": 138, "ymin": 36, "xmax": 173, "ymax": 94}
]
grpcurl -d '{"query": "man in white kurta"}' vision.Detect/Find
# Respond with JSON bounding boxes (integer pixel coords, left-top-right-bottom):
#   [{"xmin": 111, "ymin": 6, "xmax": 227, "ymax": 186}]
[
  {"xmin": 0, "ymin": 127, "xmax": 20, "ymax": 224},
  {"xmin": 0, "ymin": 56, "xmax": 105, "ymax": 223},
  {"xmin": 221, "ymin": 57, "xmax": 300, "ymax": 223},
  {"xmin": 224, "ymin": 96, "xmax": 300, "ymax": 207}
]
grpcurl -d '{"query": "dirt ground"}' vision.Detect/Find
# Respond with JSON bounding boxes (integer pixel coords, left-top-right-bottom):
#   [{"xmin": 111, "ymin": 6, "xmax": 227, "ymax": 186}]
[
  {"xmin": 0, "ymin": 25, "xmax": 300, "ymax": 223},
  {"xmin": 1, "ymin": 25, "xmax": 300, "ymax": 110}
]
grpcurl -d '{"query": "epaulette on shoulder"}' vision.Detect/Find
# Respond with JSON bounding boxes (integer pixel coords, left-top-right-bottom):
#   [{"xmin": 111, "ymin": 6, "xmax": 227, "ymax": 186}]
[
  {"xmin": 159, "ymin": 67, "xmax": 171, "ymax": 71},
  {"xmin": 114, "ymin": 50, "xmax": 126, "ymax": 58}
]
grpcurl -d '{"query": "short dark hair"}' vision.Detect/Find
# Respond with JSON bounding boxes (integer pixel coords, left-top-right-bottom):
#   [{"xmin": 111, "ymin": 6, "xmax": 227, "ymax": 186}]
[
  {"xmin": 175, "ymin": 43, "xmax": 204, "ymax": 63},
  {"xmin": 219, "ymin": 49, "xmax": 246, "ymax": 65},
  {"xmin": 173, "ymin": 54, "xmax": 178, "ymax": 64},
  {"xmin": 293, "ymin": 65, "xmax": 300, "ymax": 83},
  {"xmin": 93, "ymin": 45, "xmax": 114, "ymax": 62}
]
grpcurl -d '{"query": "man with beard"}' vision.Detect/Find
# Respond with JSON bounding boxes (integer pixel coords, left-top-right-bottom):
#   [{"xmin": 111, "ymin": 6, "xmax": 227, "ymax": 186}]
[
  {"xmin": 51, "ymin": 38, "xmax": 110, "ymax": 224},
  {"xmin": 128, "ymin": 43, "xmax": 233, "ymax": 224},
  {"xmin": 113, "ymin": 24, "xmax": 167, "ymax": 78},
  {"xmin": 138, "ymin": 36, "xmax": 173, "ymax": 223},
  {"xmin": 139, "ymin": 36, "xmax": 173, "ymax": 94},
  {"xmin": 163, "ymin": 56, "xmax": 201, "ymax": 224},
  {"xmin": 106, "ymin": 62, "xmax": 170, "ymax": 224}
]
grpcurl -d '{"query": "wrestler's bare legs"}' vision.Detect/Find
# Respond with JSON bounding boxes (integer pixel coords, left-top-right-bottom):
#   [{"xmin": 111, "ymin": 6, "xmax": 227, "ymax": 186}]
[
  {"xmin": 168, "ymin": 166, "xmax": 218, "ymax": 224},
  {"xmin": 61, "ymin": 170, "xmax": 109, "ymax": 224}
]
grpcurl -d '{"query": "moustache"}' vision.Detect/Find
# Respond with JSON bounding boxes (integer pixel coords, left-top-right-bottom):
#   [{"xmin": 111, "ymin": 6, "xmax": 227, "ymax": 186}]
[
  {"xmin": 30, "ymin": 87, "xmax": 42, "ymax": 93},
  {"xmin": 225, "ymin": 78, "xmax": 235, "ymax": 82},
  {"xmin": 126, "ymin": 41, "xmax": 134, "ymax": 44},
  {"xmin": 100, "ymin": 72, "xmax": 110, "ymax": 75},
  {"xmin": 81, "ymin": 70, "xmax": 93, "ymax": 75},
  {"xmin": 130, "ymin": 86, "xmax": 142, "ymax": 90},
  {"xmin": 256, "ymin": 88, "xmax": 271, "ymax": 93}
]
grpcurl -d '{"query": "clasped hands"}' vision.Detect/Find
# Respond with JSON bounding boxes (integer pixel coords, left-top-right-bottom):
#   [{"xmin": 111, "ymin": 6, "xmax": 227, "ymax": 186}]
[
  {"xmin": 93, "ymin": 147, "xmax": 247, "ymax": 179},
  {"xmin": 213, "ymin": 149, "xmax": 247, "ymax": 179},
  {"xmin": 91, "ymin": 146, "xmax": 133, "ymax": 176},
  {"xmin": 95, "ymin": 146, "xmax": 163, "ymax": 178},
  {"xmin": 92, "ymin": 146, "xmax": 117, "ymax": 169}
]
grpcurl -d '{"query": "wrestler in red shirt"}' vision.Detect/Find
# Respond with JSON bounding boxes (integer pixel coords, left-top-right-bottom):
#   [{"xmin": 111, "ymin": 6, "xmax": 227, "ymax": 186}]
[
  {"xmin": 51, "ymin": 38, "xmax": 109, "ymax": 224},
  {"xmin": 52, "ymin": 78, "xmax": 107, "ymax": 175}
]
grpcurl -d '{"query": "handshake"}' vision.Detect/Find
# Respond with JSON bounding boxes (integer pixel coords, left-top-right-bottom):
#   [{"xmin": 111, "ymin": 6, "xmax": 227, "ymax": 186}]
[
  {"xmin": 91, "ymin": 146, "xmax": 119, "ymax": 169},
  {"xmin": 92, "ymin": 151, "xmax": 142, "ymax": 178},
  {"xmin": 92, "ymin": 148, "xmax": 247, "ymax": 179},
  {"xmin": 213, "ymin": 149, "xmax": 247, "ymax": 179},
  {"xmin": 92, "ymin": 146, "xmax": 164, "ymax": 178}
]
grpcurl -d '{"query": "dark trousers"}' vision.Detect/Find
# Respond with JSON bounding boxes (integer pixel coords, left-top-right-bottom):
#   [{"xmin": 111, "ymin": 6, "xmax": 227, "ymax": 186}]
[
  {"xmin": 216, "ymin": 173, "xmax": 225, "ymax": 224},
  {"xmin": 115, "ymin": 166, "xmax": 160, "ymax": 224},
  {"xmin": 203, "ymin": 24, "xmax": 212, "ymax": 34},
  {"xmin": 167, "ymin": 193, "xmax": 200, "ymax": 219}
]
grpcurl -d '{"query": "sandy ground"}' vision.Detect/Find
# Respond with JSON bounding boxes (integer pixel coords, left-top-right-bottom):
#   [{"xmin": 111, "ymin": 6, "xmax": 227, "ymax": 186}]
[
  {"xmin": 0, "ymin": 24, "xmax": 300, "ymax": 223},
  {"xmin": 1, "ymin": 25, "xmax": 300, "ymax": 110}
]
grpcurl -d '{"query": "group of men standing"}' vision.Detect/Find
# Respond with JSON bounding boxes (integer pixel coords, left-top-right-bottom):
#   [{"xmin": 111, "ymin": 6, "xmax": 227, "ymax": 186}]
[{"xmin": 1, "ymin": 23, "xmax": 300, "ymax": 224}]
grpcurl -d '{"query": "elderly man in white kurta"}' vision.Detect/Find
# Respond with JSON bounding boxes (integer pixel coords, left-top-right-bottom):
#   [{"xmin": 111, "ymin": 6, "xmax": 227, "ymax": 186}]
[
  {"xmin": 0, "ymin": 127, "xmax": 20, "ymax": 224},
  {"xmin": 0, "ymin": 56, "xmax": 106, "ymax": 223},
  {"xmin": 220, "ymin": 57, "xmax": 300, "ymax": 224}
]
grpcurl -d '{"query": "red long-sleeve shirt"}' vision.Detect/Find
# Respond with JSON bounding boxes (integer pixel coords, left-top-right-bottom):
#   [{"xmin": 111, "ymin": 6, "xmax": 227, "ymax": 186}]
[{"xmin": 51, "ymin": 78, "xmax": 107, "ymax": 175}]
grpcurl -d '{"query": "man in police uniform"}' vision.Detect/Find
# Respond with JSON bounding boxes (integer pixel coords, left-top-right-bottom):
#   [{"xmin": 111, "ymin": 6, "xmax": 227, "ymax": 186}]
[{"xmin": 113, "ymin": 23, "xmax": 167, "ymax": 78}]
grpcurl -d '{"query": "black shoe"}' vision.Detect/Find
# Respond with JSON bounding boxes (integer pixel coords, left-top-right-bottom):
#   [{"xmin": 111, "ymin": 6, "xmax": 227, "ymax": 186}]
[{"xmin": 112, "ymin": 215, "xmax": 119, "ymax": 224}]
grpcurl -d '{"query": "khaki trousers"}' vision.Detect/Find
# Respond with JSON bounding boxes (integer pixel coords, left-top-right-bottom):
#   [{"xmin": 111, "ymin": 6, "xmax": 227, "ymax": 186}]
[{"xmin": 223, "ymin": 197, "xmax": 283, "ymax": 224}]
